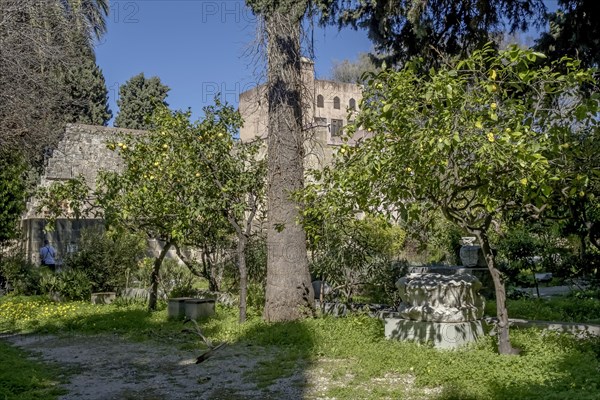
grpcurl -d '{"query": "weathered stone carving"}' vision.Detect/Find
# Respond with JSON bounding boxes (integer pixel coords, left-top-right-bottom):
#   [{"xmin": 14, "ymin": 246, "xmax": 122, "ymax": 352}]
[{"xmin": 396, "ymin": 273, "xmax": 485, "ymax": 323}]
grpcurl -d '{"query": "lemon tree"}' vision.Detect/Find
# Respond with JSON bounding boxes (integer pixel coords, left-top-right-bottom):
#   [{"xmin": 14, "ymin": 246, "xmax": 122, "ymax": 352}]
[
  {"xmin": 312, "ymin": 45, "xmax": 598, "ymax": 354},
  {"xmin": 39, "ymin": 101, "xmax": 265, "ymax": 317}
]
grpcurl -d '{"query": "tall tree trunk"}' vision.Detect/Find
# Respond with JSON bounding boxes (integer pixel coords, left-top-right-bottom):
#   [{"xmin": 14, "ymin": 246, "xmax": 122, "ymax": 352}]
[
  {"xmin": 263, "ymin": 3, "xmax": 314, "ymax": 321},
  {"xmin": 237, "ymin": 233, "xmax": 248, "ymax": 323},
  {"xmin": 148, "ymin": 241, "xmax": 172, "ymax": 311},
  {"xmin": 474, "ymin": 229, "xmax": 518, "ymax": 355}
]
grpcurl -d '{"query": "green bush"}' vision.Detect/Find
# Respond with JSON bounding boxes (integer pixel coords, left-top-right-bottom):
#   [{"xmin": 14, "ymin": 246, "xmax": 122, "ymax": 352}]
[
  {"xmin": 39, "ymin": 269, "xmax": 91, "ymax": 301},
  {"xmin": 0, "ymin": 151, "xmax": 27, "ymax": 244},
  {"xmin": 0, "ymin": 252, "xmax": 42, "ymax": 295},
  {"xmin": 309, "ymin": 214, "xmax": 406, "ymax": 303},
  {"xmin": 496, "ymin": 227, "xmax": 543, "ymax": 286},
  {"xmin": 64, "ymin": 227, "xmax": 145, "ymax": 292}
]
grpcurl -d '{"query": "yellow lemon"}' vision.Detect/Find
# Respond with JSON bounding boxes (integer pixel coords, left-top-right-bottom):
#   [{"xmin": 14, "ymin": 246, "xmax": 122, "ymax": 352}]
[{"xmin": 490, "ymin": 102, "xmax": 497, "ymax": 110}]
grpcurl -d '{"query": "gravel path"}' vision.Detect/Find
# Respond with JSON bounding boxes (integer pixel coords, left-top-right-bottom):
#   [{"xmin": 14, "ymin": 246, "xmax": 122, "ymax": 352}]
[{"xmin": 4, "ymin": 333, "xmax": 306, "ymax": 400}]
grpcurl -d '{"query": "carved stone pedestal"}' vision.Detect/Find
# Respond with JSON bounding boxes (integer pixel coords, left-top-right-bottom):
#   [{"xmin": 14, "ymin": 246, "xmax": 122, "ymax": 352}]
[
  {"xmin": 384, "ymin": 317, "xmax": 484, "ymax": 349},
  {"xmin": 384, "ymin": 272, "xmax": 486, "ymax": 349}
]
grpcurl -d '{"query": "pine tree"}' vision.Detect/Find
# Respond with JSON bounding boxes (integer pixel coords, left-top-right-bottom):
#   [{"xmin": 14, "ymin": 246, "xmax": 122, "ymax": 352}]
[
  {"xmin": 535, "ymin": 0, "xmax": 600, "ymax": 67},
  {"xmin": 114, "ymin": 73, "xmax": 170, "ymax": 130},
  {"xmin": 62, "ymin": 52, "xmax": 112, "ymax": 126}
]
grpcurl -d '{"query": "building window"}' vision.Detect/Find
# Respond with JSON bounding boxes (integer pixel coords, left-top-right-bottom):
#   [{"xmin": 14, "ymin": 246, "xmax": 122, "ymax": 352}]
[
  {"xmin": 333, "ymin": 96, "xmax": 340, "ymax": 110},
  {"xmin": 331, "ymin": 118, "xmax": 343, "ymax": 137},
  {"xmin": 317, "ymin": 94, "xmax": 324, "ymax": 108},
  {"xmin": 349, "ymin": 98, "xmax": 356, "ymax": 110},
  {"xmin": 314, "ymin": 117, "xmax": 327, "ymax": 127}
]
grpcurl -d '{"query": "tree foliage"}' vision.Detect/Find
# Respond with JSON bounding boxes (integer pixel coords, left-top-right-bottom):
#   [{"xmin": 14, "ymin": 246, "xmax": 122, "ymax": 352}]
[
  {"xmin": 62, "ymin": 54, "xmax": 112, "ymax": 126},
  {"xmin": 0, "ymin": 0, "xmax": 110, "ymax": 164},
  {"xmin": 535, "ymin": 0, "xmax": 600, "ymax": 67},
  {"xmin": 38, "ymin": 101, "xmax": 266, "ymax": 317},
  {"xmin": 306, "ymin": 212, "xmax": 405, "ymax": 303},
  {"xmin": 318, "ymin": 0, "xmax": 545, "ymax": 67},
  {"xmin": 104, "ymin": 102, "xmax": 265, "ymax": 314},
  {"xmin": 307, "ymin": 45, "xmax": 599, "ymax": 353},
  {"xmin": 114, "ymin": 73, "xmax": 170, "ymax": 130},
  {"xmin": 330, "ymin": 52, "xmax": 380, "ymax": 83},
  {"xmin": 0, "ymin": 152, "xmax": 27, "ymax": 244}
]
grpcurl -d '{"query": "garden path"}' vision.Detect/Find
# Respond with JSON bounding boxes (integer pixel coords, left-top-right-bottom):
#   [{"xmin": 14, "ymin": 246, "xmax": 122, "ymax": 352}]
[
  {"xmin": 5, "ymin": 333, "xmax": 302, "ymax": 399},
  {"xmin": 5, "ymin": 333, "xmax": 438, "ymax": 399}
]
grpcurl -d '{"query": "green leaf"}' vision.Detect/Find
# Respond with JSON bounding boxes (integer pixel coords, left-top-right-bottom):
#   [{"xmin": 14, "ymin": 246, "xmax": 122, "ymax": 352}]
[{"xmin": 541, "ymin": 185, "xmax": 552, "ymax": 197}]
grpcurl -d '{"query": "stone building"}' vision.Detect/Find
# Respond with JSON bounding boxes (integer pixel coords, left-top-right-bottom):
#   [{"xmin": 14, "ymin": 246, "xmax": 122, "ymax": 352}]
[
  {"xmin": 22, "ymin": 60, "xmax": 367, "ymax": 263},
  {"xmin": 239, "ymin": 58, "xmax": 369, "ymax": 169},
  {"xmin": 22, "ymin": 123, "xmax": 145, "ymax": 264}
]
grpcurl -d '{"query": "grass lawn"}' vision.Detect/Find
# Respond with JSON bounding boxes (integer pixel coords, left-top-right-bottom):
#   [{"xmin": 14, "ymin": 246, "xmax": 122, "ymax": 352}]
[
  {"xmin": 0, "ymin": 339, "xmax": 67, "ymax": 400},
  {"xmin": 1, "ymin": 295, "xmax": 600, "ymax": 399}
]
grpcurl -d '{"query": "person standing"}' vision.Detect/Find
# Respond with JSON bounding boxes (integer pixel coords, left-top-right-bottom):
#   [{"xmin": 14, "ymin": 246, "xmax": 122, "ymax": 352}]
[{"xmin": 40, "ymin": 239, "xmax": 57, "ymax": 272}]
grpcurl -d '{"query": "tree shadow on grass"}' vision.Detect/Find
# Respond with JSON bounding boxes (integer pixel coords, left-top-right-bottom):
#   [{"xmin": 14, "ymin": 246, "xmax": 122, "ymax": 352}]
[
  {"xmin": 202, "ymin": 315, "xmax": 317, "ymax": 399},
  {"xmin": 2, "ymin": 302, "xmax": 317, "ymax": 399}
]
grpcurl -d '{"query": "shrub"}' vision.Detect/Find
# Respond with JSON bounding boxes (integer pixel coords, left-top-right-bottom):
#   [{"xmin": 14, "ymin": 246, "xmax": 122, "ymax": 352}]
[
  {"xmin": 309, "ymin": 214, "xmax": 406, "ymax": 303},
  {"xmin": 0, "ymin": 252, "xmax": 42, "ymax": 295},
  {"xmin": 64, "ymin": 227, "xmax": 145, "ymax": 292},
  {"xmin": 39, "ymin": 269, "xmax": 91, "ymax": 301}
]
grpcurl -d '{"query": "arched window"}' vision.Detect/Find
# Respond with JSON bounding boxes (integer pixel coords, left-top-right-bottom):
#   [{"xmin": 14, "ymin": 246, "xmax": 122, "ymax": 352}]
[
  {"xmin": 317, "ymin": 94, "xmax": 324, "ymax": 108},
  {"xmin": 349, "ymin": 98, "xmax": 356, "ymax": 110},
  {"xmin": 333, "ymin": 96, "xmax": 340, "ymax": 110}
]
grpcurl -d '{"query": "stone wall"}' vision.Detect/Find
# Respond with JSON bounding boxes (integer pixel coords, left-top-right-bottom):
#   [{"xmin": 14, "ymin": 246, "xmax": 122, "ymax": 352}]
[{"xmin": 22, "ymin": 123, "xmax": 146, "ymax": 263}]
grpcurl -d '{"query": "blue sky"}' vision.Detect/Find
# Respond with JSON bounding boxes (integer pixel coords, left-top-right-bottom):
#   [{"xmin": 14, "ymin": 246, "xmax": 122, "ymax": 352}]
[
  {"xmin": 95, "ymin": 0, "xmax": 558, "ymax": 125},
  {"xmin": 95, "ymin": 0, "xmax": 373, "ymax": 124}
]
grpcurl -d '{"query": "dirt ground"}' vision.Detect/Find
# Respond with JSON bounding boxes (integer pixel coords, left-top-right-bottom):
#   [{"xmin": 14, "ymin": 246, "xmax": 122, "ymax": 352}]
[
  {"xmin": 4, "ymin": 333, "xmax": 306, "ymax": 400},
  {"xmin": 3, "ymin": 333, "xmax": 439, "ymax": 400}
]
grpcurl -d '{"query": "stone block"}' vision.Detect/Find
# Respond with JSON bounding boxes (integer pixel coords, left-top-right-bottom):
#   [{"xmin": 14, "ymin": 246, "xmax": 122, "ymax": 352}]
[
  {"xmin": 168, "ymin": 297, "xmax": 192, "ymax": 319},
  {"xmin": 185, "ymin": 299, "xmax": 216, "ymax": 320},
  {"xmin": 384, "ymin": 316, "xmax": 484, "ymax": 349}
]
